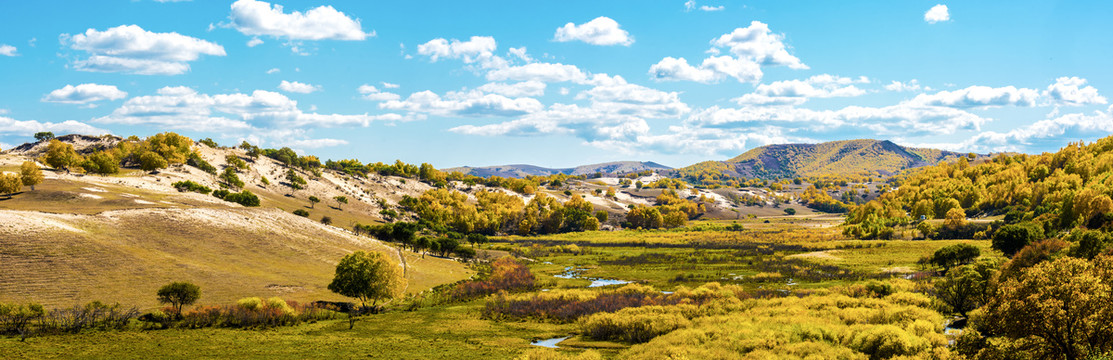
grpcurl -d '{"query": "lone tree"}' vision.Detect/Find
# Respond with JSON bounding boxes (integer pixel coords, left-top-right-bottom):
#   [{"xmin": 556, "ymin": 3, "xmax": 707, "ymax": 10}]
[
  {"xmin": 334, "ymin": 195, "xmax": 348, "ymax": 210},
  {"xmin": 43, "ymin": 139, "xmax": 80, "ymax": 173},
  {"xmin": 156, "ymin": 281, "xmax": 201, "ymax": 319},
  {"xmin": 34, "ymin": 132, "xmax": 54, "ymax": 142},
  {"xmin": 308, "ymin": 196, "xmax": 320, "ymax": 209},
  {"xmin": 0, "ymin": 173, "xmax": 22, "ymax": 199},
  {"xmin": 19, "ymin": 162, "xmax": 43, "ymax": 191},
  {"xmin": 327, "ymin": 251, "xmax": 405, "ymax": 312}
]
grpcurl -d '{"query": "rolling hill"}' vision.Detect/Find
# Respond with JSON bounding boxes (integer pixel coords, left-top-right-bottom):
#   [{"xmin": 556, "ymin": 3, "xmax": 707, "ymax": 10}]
[
  {"xmin": 673, "ymin": 139, "xmax": 970, "ymax": 180},
  {"xmin": 445, "ymin": 161, "xmax": 671, "ymax": 178}
]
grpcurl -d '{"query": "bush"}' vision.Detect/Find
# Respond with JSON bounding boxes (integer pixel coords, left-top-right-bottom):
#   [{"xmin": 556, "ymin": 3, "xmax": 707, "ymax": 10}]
[
  {"xmin": 187, "ymin": 153, "xmax": 217, "ymax": 175},
  {"xmin": 214, "ymin": 190, "xmax": 260, "ymax": 207},
  {"xmin": 293, "ymin": 209, "xmax": 309, "ymax": 217},
  {"xmin": 581, "ymin": 306, "xmax": 691, "ymax": 343},
  {"xmin": 220, "ymin": 167, "xmax": 245, "ymax": 189},
  {"xmin": 173, "ymin": 180, "xmax": 212, "ymax": 194}
]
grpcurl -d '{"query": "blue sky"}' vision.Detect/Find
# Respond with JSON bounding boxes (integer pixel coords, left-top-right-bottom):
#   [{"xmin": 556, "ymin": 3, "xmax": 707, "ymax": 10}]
[{"xmin": 1, "ymin": 1, "xmax": 1111, "ymax": 168}]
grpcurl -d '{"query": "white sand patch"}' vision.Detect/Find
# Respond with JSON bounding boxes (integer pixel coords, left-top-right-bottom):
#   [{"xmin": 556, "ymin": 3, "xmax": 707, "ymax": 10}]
[
  {"xmin": 83, "ymin": 187, "xmax": 107, "ymax": 193},
  {"xmin": 612, "ymin": 191, "xmax": 652, "ymax": 206},
  {"xmin": 0, "ymin": 211, "xmax": 86, "ymax": 234},
  {"xmin": 78, "ymin": 193, "xmax": 103, "ymax": 200},
  {"xmin": 134, "ymin": 199, "xmax": 156, "ymax": 205}
]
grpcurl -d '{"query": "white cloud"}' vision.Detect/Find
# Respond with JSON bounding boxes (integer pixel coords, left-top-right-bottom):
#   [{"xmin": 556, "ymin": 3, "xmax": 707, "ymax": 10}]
[
  {"xmin": 508, "ymin": 47, "xmax": 532, "ymax": 62},
  {"xmin": 700, "ymin": 5, "xmax": 724, "ymax": 11},
  {"xmin": 476, "ymin": 81, "xmax": 546, "ymax": 97},
  {"xmin": 96, "ymin": 86, "xmax": 398, "ymax": 131},
  {"xmin": 648, "ymin": 56, "xmax": 761, "ymax": 83},
  {"xmin": 266, "ymin": 67, "xmax": 280, "ymax": 74},
  {"xmin": 246, "ymin": 37, "xmax": 263, "ymax": 47},
  {"xmin": 278, "ymin": 80, "xmax": 321, "ymax": 94},
  {"xmin": 908, "ymin": 85, "xmax": 1039, "ymax": 108},
  {"xmin": 734, "ymin": 74, "xmax": 868, "ymax": 104},
  {"xmin": 553, "ymin": 16, "xmax": 633, "ymax": 46},
  {"xmin": 0, "ymin": 44, "xmax": 17, "ymax": 56},
  {"xmin": 711, "ymin": 21, "xmax": 808, "ymax": 69},
  {"xmin": 380, "ymin": 82, "xmax": 400, "ymax": 89},
  {"xmin": 416, "ymin": 36, "xmax": 507, "ymax": 69},
  {"xmin": 42, "ymin": 84, "xmax": 128, "ymax": 106},
  {"xmin": 63, "ymin": 25, "xmax": 225, "ymax": 75},
  {"xmin": 1045, "ymin": 77, "xmax": 1107, "ymax": 106},
  {"xmin": 228, "ymin": 0, "xmax": 372, "ymax": 41},
  {"xmin": 684, "ymin": 0, "xmax": 696, "ymax": 11},
  {"xmin": 650, "ymin": 21, "xmax": 805, "ymax": 84},
  {"xmin": 486, "ymin": 62, "xmax": 590, "ymax": 84},
  {"xmin": 885, "ymin": 80, "xmax": 925, "ymax": 92},
  {"xmin": 284, "ymin": 138, "xmax": 348, "ymax": 149},
  {"xmin": 0, "ymin": 116, "xmax": 109, "ymax": 137},
  {"xmin": 960, "ymin": 106, "xmax": 1113, "ymax": 152},
  {"xmin": 358, "ymin": 84, "xmax": 401, "ymax": 101},
  {"xmin": 381, "ymin": 90, "xmax": 544, "ymax": 117},
  {"xmin": 450, "ymin": 103, "xmax": 650, "ymax": 142},
  {"xmin": 687, "ymin": 103, "xmax": 988, "ymax": 138},
  {"xmin": 925, "ymin": 4, "xmax": 950, "ymax": 24},
  {"xmin": 575, "ymin": 81, "xmax": 690, "ymax": 118}
]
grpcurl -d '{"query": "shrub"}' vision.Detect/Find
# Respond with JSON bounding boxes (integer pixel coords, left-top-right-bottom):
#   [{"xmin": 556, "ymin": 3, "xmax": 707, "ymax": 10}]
[
  {"xmin": 452, "ymin": 257, "xmax": 535, "ymax": 300},
  {"xmin": 173, "ymin": 180, "xmax": 212, "ymax": 194},
  {"xmin": 293, "ymin": 209, "xmax": 309, "ymax": 217},
  {"xmin": 187, "ymin": 153, "xmax": 217, "ymax": 175},
  {"xmin": 214, "ymin": 190, "xmax": 260, "ymax": 207},
  {"xmin": 220, "ymin": 167, "xmax": 245, "ymax": 189},
  {"xmin": 580, "ymin": 306, "xmax": 691, "ymax": 343}
]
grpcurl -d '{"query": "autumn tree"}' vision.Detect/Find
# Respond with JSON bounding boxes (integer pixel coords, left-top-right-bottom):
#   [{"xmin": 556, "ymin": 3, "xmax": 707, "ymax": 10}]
[
  {"xmin": 977, "ymin": 256, "xmax": 1113, "ymax": 359},
  {"xmin": 157, "ymin": 281, "xmax": 201, "ymax": 319},
  {"xmin": 19, "ymin": 162, "xmax": 43, "ymax": 191},
  {"xmin": 43, "ymin": 139, "xmax": 80, "ymax": 172},
  {"xmin": 327, "ymin": 251, "xmax": 405, "ymax": 313},
  {"xmin": 138, "ymin": 151, "xmax": 168, "ymax": 172},
  {"xmin": 0, "ymin": 173, "xmax": 22, "ymax": 199}
]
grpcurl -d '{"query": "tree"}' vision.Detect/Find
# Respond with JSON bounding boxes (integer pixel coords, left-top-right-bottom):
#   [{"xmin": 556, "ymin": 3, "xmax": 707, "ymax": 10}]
[
  {"xmin": 992, "ymin": 223, "xmax": 1044, "ymax": 257},
  {"xmin": 327, "ymin": 251, "xmax": 406, "ymax": 311},
  {"xmin": 978, "ymin": 256, "xmax": 1113, "ymax": 359},
  {"xmin": 220, "ymin": 167, "xmax": 244, "ymax": 189},
  {"xmin": 34, "ymin": 132, "xmax": 54, "ymax": 142},
  {"xmin": 334, "ymin": 195, "xmax": 348, "ymax": 210},
  {"xmin": 43, "ymin": 139, "xmax": 80, "ymax": 172},
  {"xmin": 139, "ymin": 151, "xmax": 168, "ymax": 172},
  {"xmin": 594, "ymin": 210, "xmax": 608, "ymax": 224},
  {"xmin": 308, "ymin": 196, "xmax": 320, "ymax": 209},
  {"xmin": 930, "ymin": 243, "xmax": 981, "ymax": 274},
  {"xmin": 944, "ymin": 207, "xmax": 966, "ymax": 230},
  {"xmin": 466, "ymin": 233, "xmax": 488, "ymax": 248},
  {"xmin": 321, "ymin": 216, "xmax": 333, "ymax": 225},
  {"xmin": 934, "ymin": 259, "xmax": 998, "ymax": 317},
  {"xmin": 286, "ymin": 169, "xmax": 306, "ymax": 191},
  {"xmin": 0, "ymin": 173, "xmax": 22, "ymax": 199},
  {"xmin": 19, "ymin": 162, "xmax": 43, "ymax": 191},
  {"xmin": 82, "ymin": 151, "xmax": 120, "ymax": 175},
  {"xmin": 784, "ymin": 208, "xmax": 797, "ymax": 216},
  {"xmin": 157, "ymin": 281, "xmax": 201, "ymax": 319}
]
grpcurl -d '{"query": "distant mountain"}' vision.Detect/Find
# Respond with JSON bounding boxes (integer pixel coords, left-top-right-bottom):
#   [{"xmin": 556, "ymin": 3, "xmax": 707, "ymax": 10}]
[
  {"xmin": 445, "ymin": 161, "xmax": 672, "ymax": 178},
  {"xmin": 673, "ymin": 139, "xmax": 969, "ymax": 180}
]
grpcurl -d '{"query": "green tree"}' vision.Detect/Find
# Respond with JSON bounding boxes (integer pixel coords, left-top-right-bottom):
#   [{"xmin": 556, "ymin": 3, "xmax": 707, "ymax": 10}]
[
  {"xmin": 139, "ymin": 151, "xmax": 168, "ymax": 172},
  {"xmin": 34, "ymin": 132, "xmax": 55, "ymax": 142},
  {"xmin": 934, "ymin": 259, "xmax": 998, "ymax": 317},
  {"xmin": 220, "ymin": 167, "xmax": 244, "ymax": 189},
  {"xmin": 334, "ymin": 195, "xmax": 348, "ymax": 210},
  {"xmin": 156, "ymin": 281, "xmax": 201, "ymax": 319},
  {"xmin": 327, "ymin": 251, "xmax": 406, "ymax": 310},
  {"xmin": 992, "ymin": 223, "xmax": 1044, "ymax": 257},
  {"xmin": 784, "ymin": 208, "xmax": 797, "ymax": 216},
  {"xmin": 930, "ymin": 243, "xmax": 981, "ymax": 273},
  {"xmin": 286, "ymin": 169, "xmax": 306, "ymax": 191},
  {"xmin": 0, "ymin": 173, "xmax": 22, "ymax": 199},
  {"xmin": 466, "ymin": 233, "xmax": 488, "ymax": 248},
  {"xmin": 19, "ymin": 161, "xmax": 43, "ymax": 191},
  {"xmin": 308, "ymin": 196, "xmax": 320, "ymax": 208}
]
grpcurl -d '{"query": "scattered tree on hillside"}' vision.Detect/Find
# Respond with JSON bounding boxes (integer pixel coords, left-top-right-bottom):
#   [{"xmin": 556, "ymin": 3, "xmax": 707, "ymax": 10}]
[
  {"xmin": 34, "ymin": 132, "xmax": 54, "ymax": 142},
  {"xmin": 334, "ymin": 196, "xmax": 348, "ymax": 210},
  {"xmin": 0, "ymin": 173, "xmax": 22, "ymax": 199},
  {"xmin": 466, "ymin": 233, "xmax": 488, "ymax": 248},
  {"xmin": 138, "ymin": 151, "xmax": 168, "ymax": 172},
  {"xmin": 82, "ymin": 151, "xmax": 120, "ymax": 175},
  {"xmin": 220, "ymin": 167, "xmax": 244, "ymax": 189},
  {"xmin": 285, "ymin": 169, "xmax": 306, "ymax": 191},
  {"xmin": 43, "ymin": 140, "xmax": 80, "ymax": 173},
  {"xmin": 308, "ymin": 196, "xmax": 320, "ymax": 209},
  {"xmin": 321, "ymin": 216, "xmax": 333, "ymax": 225},
  {"xmin": 156, "ymin": 281, "xmax": 201, "ymax": 319},
  {"xmin": 327, "ymin": 251, "xmax": 405, "ymax": 319},
  {"xmin": 19, "ymin": 162, "xmax": 43, "ymax": 191}
]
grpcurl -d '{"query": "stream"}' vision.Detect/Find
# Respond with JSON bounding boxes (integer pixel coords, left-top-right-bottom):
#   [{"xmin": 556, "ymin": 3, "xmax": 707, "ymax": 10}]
[
  {"xmin": 530, "ymin": 336, "xmax": 569, "ymax": 348},
  {"xmin": 555, "ymin": 266, "xmax": 632, "ymax": 287}
]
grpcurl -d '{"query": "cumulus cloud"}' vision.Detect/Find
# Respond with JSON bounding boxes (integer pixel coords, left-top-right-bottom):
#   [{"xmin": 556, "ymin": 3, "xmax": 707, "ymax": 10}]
[
  {"xmin": 575, "ymin": 81, "xmax": 690, "ymax": 118},
  {"xmin": 907, "ymin": 85, "xmax": 1039, "ymax": 108},
  {"xmin": 62, "ymin": 25, "xmax": 225, "ymax": 75},
  {"xmin": 650, "ymin": 21, "xmax": 804, "ymax": 83},
  {"xmin": 885, "ymin": 79, "xmax": 926, "ymax": 92},
  {"xmin": 733, "ymin": 74, "xmax": 869, "ymax": 105},
  {"xmin": 227, "ymin": 0, "xmax": 372, "ymax": 41},
  {"xmin": 925, "ymin": 4, "xmax": 950, "ymax": 24},
  {"xmin": 358, "ymin": 84, "xmax": 401, "ymax": 101},
  {"xmin": 416, "ymin": 36, "xmax": 506, "ymax": 69},
  {"xmin": 42, "ymin": 84, "xmax": 128, "ymax": 106},
  {"xmin": 487, "ymin": 62, "xmax": 591, "ymax": 84},
  {"xmin": 1045, "ymin": 77, "xmax": 1107, "ymax": 106},
  {"xmin": 960, "ymin": 106, "xmax": 1113, "ymax": 152},
  {"xmin": 687, "ymin": 103, "xmax": 988, "ymax": 138},
  {"xmin": 96, "ymin": 86, "xmax": 400, "ymax": 131},
  {"xmin": 553, "ymin": 16, "xmax": 633, "ymax": 46},
  {"xmin": 380, "ymin": 82, "xmax": 400, "ymax": 89},
  {"xmin": 0, "ymin": 116, "xmax": 109, "ymax": 137},
  {"xmin": 0, "ymin": 44, "xmax": 17, "ymax": 56},
  {"xmin": 278, "ymin": 80, "xmax": 321, "ymax": 94},
  {"xmin": 380, "ymin": 90, "xmax": 544, "ymax": 117},
  {"xmin": 246, "ymin": 37, "xmax": 264, "ymax": 47}
]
